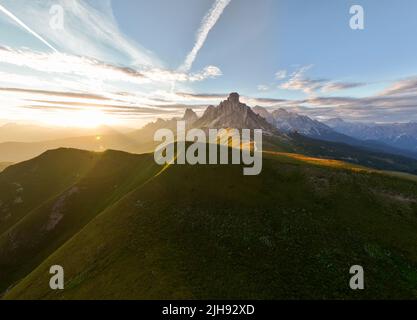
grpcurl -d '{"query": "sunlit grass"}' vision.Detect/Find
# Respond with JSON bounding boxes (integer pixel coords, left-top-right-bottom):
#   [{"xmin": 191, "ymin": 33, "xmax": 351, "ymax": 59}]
[{"xmin": 264, "ymin": 151, "xmax": 371, "ymax": 172}]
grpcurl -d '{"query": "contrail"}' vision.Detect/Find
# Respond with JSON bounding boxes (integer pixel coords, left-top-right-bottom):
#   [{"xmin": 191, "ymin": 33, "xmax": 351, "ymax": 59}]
[
  {"xmin": 180, "ymin": 0, "xmax": 231, "ymax": 72},
  {"xmin": 0, "ymin": 3, "xmax": 58, "ymax": 53}
]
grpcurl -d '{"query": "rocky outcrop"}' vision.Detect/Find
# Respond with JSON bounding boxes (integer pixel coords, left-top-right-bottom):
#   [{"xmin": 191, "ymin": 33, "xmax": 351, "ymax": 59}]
[
  {"xmin": 182, "ymin": 108, "xmax": 199, "ymax": 124},
  {"xmin": 253, "ymin": 105, "xmax": 334, "ymax": 137},
  {"xmin": 194, "ymin": 93, "xmax": 277, "ymax": 133}
]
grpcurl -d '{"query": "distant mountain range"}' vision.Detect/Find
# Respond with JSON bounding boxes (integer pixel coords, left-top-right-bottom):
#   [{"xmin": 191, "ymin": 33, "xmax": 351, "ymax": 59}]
[
  {"xmin": 325, "ymin": 118, "xmax": 417, "ymax": 153},
  {"xmin": 1, "ymin": 92, "xmax": 417, "ymax": 174},
  {"xmin": 253, "ymin": 106, "xmax": 334, "ymax": 137},
  {"xmin": 253, "ymin": 106, "xmax": 417, "ymax": 160},
  {"xmin": 137, "ymin": 93, "xmax": 417, "ymax": 174}
]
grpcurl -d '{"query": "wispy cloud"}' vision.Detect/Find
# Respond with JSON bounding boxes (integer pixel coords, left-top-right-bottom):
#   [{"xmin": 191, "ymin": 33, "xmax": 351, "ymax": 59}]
[
  {"xmin": 321, "ymin": 82, "xmax": 365, "ymax": 93},
  {"xmin": 176, "ymin": 92, "xmax": 227, "ymax": 100},
  {"xmin": 178, "ymin": 75, "xmax": 417, "ymax": 123},
  {"xmin": 0, "ymin": 1, "xmax": 229, "ymax": 125},
  {"xmin": 22, "ymin": 103, "xmax": 178, "ymax": 116},
  {"xmin": 175, "ymin": 91, "xmax": 288, "ymax": 107},
  {"xmin": 0, "ymin": 47, "xmax": 222, "ymax": 89},
  {"xmin": 275, "ymin": 70, "xmax": 287, "ymax": 80},
  {"xmin": 0, "ymin": 0, "xmax": 159, "ymax": 66},
  {"xmin": 0, "ymin": 3, "xmax": 58, "ymax": 53},
  {"xmin": 377, "ymin": 77, "xmax": 417, "ymax": 97},
  {"xmin": 0, "ymin": 87, "xmax": 109, "ymax": 100},
  {"xmin": 280, "ymin": 65, "xmax": 323, "ymax": 95},
  {"xmin": 276, "ymin": 77, "xmax": 417, "ymax": 122},
  {"xmin": 180, "ymin": 0, "xmax": 232, "ymax": 72},
  {"xmin": 257, "ymin": 84, "xmax": 270, "ymax": 92},
  {"xmin": 280, "ymin": 65, "xmax": 365, "ymax": 96}
]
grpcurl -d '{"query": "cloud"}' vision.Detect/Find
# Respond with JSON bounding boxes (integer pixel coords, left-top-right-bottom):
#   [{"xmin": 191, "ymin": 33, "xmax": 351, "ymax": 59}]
[
  {"xmin": 172, "ymin": 76, "xmax": 417, "ymax": 123},
  {"xmin": 0, "ymin": 0, "xmax": 158, "ymax": 67},
  {"xmin": 0, "ymin": 46, "xmax": 148, "ymax": 83},
  {"xmin": 175, "ymin": 91, "xmax": 289, "ymax": 107},
  {"xmin": 246, "ymin": 97, "xmax": 288, "ymax": 105},
  {"xmin": 3, "ymin": 87, "xmax": 201, "ymax": 126},
  {"xmin": 280, "ymin": 65, "xmax": 321, "ymax": 95},
  {"xmin": 22, "ymin": 105, "xmax": 82, "ymax": 112},
  {"xmin": 283, "ymin": 77, "xmax": 417, "ymax": 122},
  {"xmin": 188, "ymin": 65, "xmax": 222, "ymax": 81},
  {"xmin": 0, "ymin": 1, "xmax": 228, "ymax": 126},
  {"xmin": 377, "ymin": 77, "xmax": 417, "ymax": 97},
  {"xmin": 275, "ymin": 70, "xmax": 287, "ymax": 80},
  {"xmin": 0, "ymin": 47, "xmax": 222, "ymax": 88},
  {"xmin": 280, "ymin": 65, "xmax": 365, "ymax": 96},
  {"xmin": 257, "ymin": 85, "xmax": 270, "ymax": 92},
  {"xmin": 290, "ymin": 103, "xmax": 417, "ymax": 123},
  {"xmin": 174, "ymin": 76, "xmax": 417, "ymax": 122},
  {"xmin": 175, "ymin": 92, "xmax": 227, "ymax": 101},
  {"xmin": 0, "ymin": 3, "xmax": 58, "ymax": 53},
  {"xmin": 0, "ymin": 87, "xmax": 109, "ymax": 100},
  {"xmin": 22, "ymin": 103, "xmax": 178, "ymax": 116},
  {"xmin": 281, "ymin": 77, "xmax": 327, "ymax": 95},
  {"xmin": 321, "ymin": 82, "xmax": 365, "ymax": 93},
  {"xmin": 180, "ymin": 0, "xmax": 232, "ymax": 72}
]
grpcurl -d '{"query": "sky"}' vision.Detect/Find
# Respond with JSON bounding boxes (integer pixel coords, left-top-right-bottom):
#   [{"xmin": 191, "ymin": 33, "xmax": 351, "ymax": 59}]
[{"xmin": 1, "ymin": 0, "xmax": 417, "ymax": 127}]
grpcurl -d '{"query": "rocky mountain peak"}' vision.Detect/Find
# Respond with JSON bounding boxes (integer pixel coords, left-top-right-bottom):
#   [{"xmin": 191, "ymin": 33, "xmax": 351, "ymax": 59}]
[
  {"xmin": 194, "ymin": 92, "xmax": 278, "ymax": 133},
  {"xmin": 182, "ymin": 108, "xmax": 198, "ymax": 123},
  {"xmin": 272, "ymin": 108, "xmax": 299, "ymax": 119},
  {"xmin": 227, "ymin": 92, "xmax": 240, "ymax": 104},
  {"xmin": 253, "ymin": 106, "xmax": 335, "ymax": 137}
]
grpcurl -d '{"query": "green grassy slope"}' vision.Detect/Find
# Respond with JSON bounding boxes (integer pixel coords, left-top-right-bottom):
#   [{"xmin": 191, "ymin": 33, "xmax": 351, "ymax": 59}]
[
  {"xmin": 0, "ymin": 149, "xmax": 99, "ymax": 236},
  {"xmin": 4, "ymin": 149, "xmax": 417, "ymax": 299},
  {"xmin": 264, "ymin": 133, "xmax": 417, "ymax": 174},
  {"xmin": 0, "ymin": 149, "xmax": 160, "ymax": 295},
  {"xmin": 3, "ymin": 128, "xmax": 417, "ymax": 175}
]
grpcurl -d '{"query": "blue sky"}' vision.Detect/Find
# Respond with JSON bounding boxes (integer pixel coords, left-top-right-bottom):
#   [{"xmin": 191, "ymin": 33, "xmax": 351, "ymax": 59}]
[{"xmin": 1, "ymin": 0, "xmax": 417, "ymax": 126}]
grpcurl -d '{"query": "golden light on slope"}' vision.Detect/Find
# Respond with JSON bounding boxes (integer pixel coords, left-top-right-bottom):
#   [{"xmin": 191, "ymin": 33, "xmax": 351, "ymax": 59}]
[{"xmin": 264, "ymin": 151, "xmax": 371, "ymax": 172}]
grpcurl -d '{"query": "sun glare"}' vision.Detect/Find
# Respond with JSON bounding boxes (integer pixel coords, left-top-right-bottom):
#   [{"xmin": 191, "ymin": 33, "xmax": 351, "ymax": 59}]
[{"xmin": 38, "ymin": 109, "xmax": 118, "ymax": 128}]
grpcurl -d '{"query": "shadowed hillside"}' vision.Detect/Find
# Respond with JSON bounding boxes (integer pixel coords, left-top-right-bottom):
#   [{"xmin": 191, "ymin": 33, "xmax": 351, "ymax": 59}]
[
  {"xmin": 2, "ymin": 148, "xmax": 417, "ymax": 299},
  {"xmin": 0, "ymin": 149, "xmax": 160, "ymax": 294}
]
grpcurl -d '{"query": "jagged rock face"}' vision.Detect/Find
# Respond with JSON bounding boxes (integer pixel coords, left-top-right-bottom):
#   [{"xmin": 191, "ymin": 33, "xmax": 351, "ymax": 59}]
[
  {"xmin": 325, "ymin": 119, "xmax": 417, "ymax": 151},
  {"xmin": 137, "ymin": 93, "xmax": 283, "ymax": 140},
  {"xmin": 253, "ymin": 106, "xmax": 274, "ymax": 124},
  {"xmin": 252, "ymin": 107, "xmax": 417, "ymax": 156},
  {"xmin": 139, "ymin": 108, "xmax": 199, "ymax": 137},
  {"xmin": 195, "ymin": 93, "xmax": 277, "ymax": 133},
  {"xmin": 271, "ymin": 108, "xmax": 331, "ymax": 136},
  {"xmin": 228, "ymin": 92, "xmax": 240, "ymax": 104},
  {"xmin": 253, "ymin": 106, "xmax": 333, "ymax": 136},
  {"xmin": 182, "ymin": 108, "xmax": 199, "ymax": 124},
  {"xmin": 141, "ymin": 118, "xmax": 173, "ymax": 133}
]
